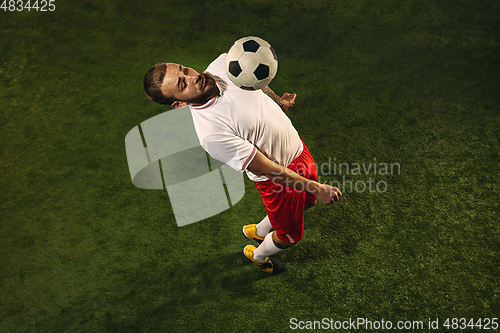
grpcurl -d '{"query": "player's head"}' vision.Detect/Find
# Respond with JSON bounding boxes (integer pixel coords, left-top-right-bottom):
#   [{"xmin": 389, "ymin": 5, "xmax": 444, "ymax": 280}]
[{"xmin": 144, "ymin": 62, "xmax": 220, "ymax": 108}]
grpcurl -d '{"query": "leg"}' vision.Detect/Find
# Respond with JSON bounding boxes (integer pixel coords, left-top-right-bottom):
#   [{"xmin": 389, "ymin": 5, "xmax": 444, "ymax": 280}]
[
  {"xmin": 252, "ymin": 232, "xmax": 284, "ymax": 262},
  {"xmin": 255, "ymin": 215, "xmax": 272, "ymax": 237},
  {"xmin": 248, "ymin": 154, "xmax": 314, "ymax": 272},
  {"xmin": 249, "ymin": 230, "xmax": 295, "ymax": 272},
  {"xmin": 271, "ymin": 231, "xmax": 296, "ymax": 249}
]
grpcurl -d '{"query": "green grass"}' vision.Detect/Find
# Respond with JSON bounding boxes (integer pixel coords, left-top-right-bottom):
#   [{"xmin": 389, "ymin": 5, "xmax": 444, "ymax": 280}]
[{"xmin": 1, "ymin": 0, "xmax": 499, "ymax": 332}]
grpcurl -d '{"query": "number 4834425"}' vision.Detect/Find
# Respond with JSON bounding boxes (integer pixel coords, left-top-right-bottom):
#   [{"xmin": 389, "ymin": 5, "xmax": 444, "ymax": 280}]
[{"xmin": 1, "ymin": 0, "xmax": 56, "ymax": 11}]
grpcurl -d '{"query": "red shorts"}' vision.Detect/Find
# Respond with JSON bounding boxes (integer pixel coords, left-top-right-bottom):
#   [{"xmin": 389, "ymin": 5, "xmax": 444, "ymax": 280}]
[{"xmin": 253, "ymin": 140, "xmax": 318, "ymax": 243}]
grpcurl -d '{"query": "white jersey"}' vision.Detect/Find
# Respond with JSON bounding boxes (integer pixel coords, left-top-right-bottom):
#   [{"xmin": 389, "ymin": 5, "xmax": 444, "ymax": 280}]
[{"xmin": 189, "ymin": 53, "xmax": 303, "ymax": 182}]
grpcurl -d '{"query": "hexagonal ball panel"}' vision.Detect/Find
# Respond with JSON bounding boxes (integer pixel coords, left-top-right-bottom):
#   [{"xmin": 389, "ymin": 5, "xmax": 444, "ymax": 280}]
[
  {"xmin": 238, "ymin": 72, "xmax": 257, "ymax": 88},
  {"xmin": 255, "ymin": 46, "xmax": 275, "ymax": 66},
  {"xmin": 269, "ymin": 60, "xmax": 278, "ymax": 79},
  {"xmin": 254, "ymin": 76, "xmax": 272, "ymax": 90},
  {"xmin": 238, "ymin": 52, "xmax": 259, "ymax": 72},
  {"xmin": 226, "ymin": 43, "xmax": 245, "ymax": 61}
]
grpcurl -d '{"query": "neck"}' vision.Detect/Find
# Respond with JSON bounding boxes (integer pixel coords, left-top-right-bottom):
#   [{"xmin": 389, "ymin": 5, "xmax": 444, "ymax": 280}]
[
  {"xmin": 213, "ymin": 74, "xmax": 227, "ymax": 95},
  {"xmin": 191, "ymin": 92, "xmax": 218, "ymax": 107}
]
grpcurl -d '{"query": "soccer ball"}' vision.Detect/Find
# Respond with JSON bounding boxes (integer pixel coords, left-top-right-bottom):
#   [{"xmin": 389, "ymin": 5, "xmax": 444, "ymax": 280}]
[{"xmin": 225, "ymin": 36, "xmax": 278, "ymax": 90}]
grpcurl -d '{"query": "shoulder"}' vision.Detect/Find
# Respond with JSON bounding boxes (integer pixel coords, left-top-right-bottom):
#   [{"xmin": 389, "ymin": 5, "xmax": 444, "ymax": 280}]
[{"xmin": 205, "ymin": 53, "xmax": 227, "ymax": 74}]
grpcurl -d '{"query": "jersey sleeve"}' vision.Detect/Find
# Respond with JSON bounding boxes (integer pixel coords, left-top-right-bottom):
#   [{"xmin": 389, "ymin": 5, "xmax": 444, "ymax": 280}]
[{"xmin": 202, "ymin": 133, "xmax": 257, "ymax": 173}]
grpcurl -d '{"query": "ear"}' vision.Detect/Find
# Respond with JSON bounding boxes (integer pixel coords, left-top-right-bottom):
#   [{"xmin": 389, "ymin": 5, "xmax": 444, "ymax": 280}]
[{"xmin": 171, "ymin": 101, "xmax": 188, "ymax": 109}]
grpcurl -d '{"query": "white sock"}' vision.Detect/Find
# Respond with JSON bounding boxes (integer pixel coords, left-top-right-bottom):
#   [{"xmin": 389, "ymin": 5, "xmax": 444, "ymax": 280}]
[
  {"xmin": 255, "ymin": 215, "xmax": 272, "ymax": 237},
  {"xmin": 253, "ymin": 233, "xmax": 283, "ymax": 262}
]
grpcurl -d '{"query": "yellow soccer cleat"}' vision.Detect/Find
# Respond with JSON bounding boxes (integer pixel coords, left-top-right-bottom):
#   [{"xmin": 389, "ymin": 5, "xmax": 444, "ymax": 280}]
[
  {"xmin": 243, "ymin": 245, "xmax": 284, "ymax": 274},
  {"xmin": 242, "ymin": 224, "xmax": 265, "ymax": 244}
]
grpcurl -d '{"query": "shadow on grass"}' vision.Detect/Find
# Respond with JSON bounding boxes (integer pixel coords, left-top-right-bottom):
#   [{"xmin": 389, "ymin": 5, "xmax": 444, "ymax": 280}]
[
  {"xmin": 280, "ymin": 209, "xmax": 376, "ymax": 263},
  {"xmin": 277, "ymin": 236, "xmax": 364, "ymax": 265},
  {"xmin": 54, "ymin": 251, "xmax": 280, "ymax": 331}
]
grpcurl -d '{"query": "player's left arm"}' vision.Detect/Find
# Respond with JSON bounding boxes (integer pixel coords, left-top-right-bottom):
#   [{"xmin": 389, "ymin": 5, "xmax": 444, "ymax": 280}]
[{"xmin": 262, "ymin": 86, "xmax": 296, "ymax": 112}]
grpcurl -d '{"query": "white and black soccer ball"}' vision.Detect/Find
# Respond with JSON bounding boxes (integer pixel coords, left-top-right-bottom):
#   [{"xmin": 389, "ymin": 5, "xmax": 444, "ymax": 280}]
[{"xmin": 225, "ymin": 36, "xmax": 278, "ymax": 90}]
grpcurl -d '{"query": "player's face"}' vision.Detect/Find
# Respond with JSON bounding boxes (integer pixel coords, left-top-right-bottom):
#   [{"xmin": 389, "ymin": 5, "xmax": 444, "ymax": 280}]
[{"xmin": 161, "ymin": 63, "xmax": 219, "ymax": 106}]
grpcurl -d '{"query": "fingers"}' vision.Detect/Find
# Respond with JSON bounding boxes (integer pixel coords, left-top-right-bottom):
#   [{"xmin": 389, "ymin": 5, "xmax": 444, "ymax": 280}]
[
  {"xmin": 317, "ymin": 185, "xmax": 342, "ymax": 205},
  {"xmin": 328, "ymin": 187, "xmax": 342, "ymax": 205},
  {"xmin": 280, "ymin": 93, "xmax": 297, "ymax": 112}
]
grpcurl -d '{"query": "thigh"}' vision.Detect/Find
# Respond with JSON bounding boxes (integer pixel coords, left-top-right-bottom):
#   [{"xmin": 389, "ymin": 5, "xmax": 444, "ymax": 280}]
[{"xmin": 254, "ymin": 180, "xmax": 306, "ymax": 244}]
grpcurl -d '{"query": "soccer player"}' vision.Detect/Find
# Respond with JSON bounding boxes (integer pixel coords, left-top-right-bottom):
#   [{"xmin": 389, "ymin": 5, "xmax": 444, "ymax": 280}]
[{"xmin": 143, "ymin": 54, "xmax": 342, "ymax": 274}]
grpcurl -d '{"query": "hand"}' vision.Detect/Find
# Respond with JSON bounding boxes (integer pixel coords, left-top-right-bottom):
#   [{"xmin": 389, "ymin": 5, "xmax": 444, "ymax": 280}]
[
  {"xmin": 314, "ymin": 183, "xmax": 342, "ymax": 205},
  {"xmin": 281, "ymin": 93, "xmax": 296, "ymax": 112}
]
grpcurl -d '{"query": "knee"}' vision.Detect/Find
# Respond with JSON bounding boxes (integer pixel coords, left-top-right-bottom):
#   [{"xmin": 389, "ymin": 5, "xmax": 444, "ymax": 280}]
[
  {"xmin": 272, "ymin": 232, "xmax": 299, "ymax": 250},
  {"xmin": 272, "ymin": 233, "xmax": 299, "ymax": 249},
  {"xmin": 273, "ymin": 239, "xmax": 296, "ymax": 249}
]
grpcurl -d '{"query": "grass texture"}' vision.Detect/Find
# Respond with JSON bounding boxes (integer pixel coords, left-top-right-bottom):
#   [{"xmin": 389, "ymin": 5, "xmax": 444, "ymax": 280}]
[{"xmin": 1, "ymin": 0, "xmax": 499, "ymax": 332}]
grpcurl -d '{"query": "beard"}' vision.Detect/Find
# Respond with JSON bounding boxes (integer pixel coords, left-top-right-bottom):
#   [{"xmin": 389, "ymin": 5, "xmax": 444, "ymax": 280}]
[{"xmin": 186, "ymin": 72, "xmax": 227, "ymax": 105}]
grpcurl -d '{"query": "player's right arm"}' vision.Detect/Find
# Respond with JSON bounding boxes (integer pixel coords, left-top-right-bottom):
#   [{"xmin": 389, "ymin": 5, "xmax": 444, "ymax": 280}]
[{"xmin": 247, "ymin": 149, "xmax": 342, "ymax": 204}]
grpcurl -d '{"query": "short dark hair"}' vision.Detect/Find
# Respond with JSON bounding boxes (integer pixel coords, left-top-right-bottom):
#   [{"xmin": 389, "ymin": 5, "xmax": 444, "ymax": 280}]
[{"xmin": 143, "ymin": 63, "xmax": 175, "ymax": 105}]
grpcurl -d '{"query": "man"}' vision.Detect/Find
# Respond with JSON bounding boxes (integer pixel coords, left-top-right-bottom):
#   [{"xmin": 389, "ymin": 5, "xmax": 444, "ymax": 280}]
[{"xmin": 144, "ymin": 53, "xmax": 341, "ymax": 274}]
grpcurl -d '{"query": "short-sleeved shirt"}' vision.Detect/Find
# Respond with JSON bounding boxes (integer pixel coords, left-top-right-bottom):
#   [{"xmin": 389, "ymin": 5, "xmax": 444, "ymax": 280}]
[{"xmin": 189, "ymin": 53, "xmax": 303, "ymax": 182}]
